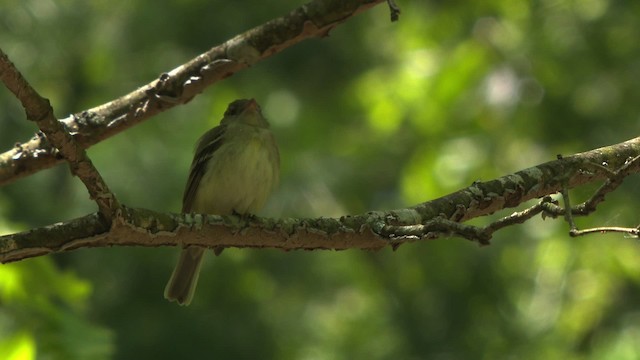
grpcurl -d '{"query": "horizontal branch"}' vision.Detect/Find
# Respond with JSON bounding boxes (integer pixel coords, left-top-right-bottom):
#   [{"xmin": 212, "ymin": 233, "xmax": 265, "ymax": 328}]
[
  {"xmin": 0, "ymin": 0, "xmax": 386, "ymax": 187},
  {"xmin": 0, "ymin": 207, "xmax": 394, "ymax": 264},
  {"xmin": 2, "ymin": 136, "xmax": 639, "ymax": 263}
]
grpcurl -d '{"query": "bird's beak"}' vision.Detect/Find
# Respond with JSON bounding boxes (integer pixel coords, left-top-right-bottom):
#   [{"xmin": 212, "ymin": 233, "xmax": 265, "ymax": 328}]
[{"xmin": 245, "ymin": 98, "xmax": 259, "ymax": 112}]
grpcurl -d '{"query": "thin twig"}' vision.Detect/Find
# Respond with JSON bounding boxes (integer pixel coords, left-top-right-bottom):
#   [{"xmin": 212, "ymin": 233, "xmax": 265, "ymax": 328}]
[
  {"xmin": 576, "ymin": 155, "xmax": 640, "ymax": 214},
  {"xmin": 552, "ymin": 155, "xmax": 640, "ymax": 237},
  {"xmin": 386, "ymin": 0, "xmax": 401, "ymax": 21},
  {"xmin": 569, "ymin": 226, "xmax": 640, "ymax": 237},
  {"xmin": 560, "ymin": 187, "xmax": 576, "ymax": 231},
  {"xmin": 485, "ymin": 196, "xmax": 557, "ymax": 233}
]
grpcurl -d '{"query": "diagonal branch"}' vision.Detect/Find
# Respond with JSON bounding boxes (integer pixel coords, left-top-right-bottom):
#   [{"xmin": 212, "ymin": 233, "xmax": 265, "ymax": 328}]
[
  {"xmin": 2, "ymin": 136, "xmax": 639, "ymax": 263},
  {"xmin": 405, "ymin": 137, "xmax": 640, "ymax": 223},
  {"xmin": 0, "ymin": 49, "xmax": 119, "ymax": 220},
  {"xmin": 0, "ymin": 0, "xmax": 387, "ymax": 187}
]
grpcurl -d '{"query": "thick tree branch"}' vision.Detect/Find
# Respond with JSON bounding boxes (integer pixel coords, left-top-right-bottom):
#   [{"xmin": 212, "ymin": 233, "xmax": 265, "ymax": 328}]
[
  {"xmin": 405, "ymin": 137, "xmax": 640, "ymax": 223},
  {"xmin": 2, "ymin": 136, "xmax": 639, "ymax": 263},
  {"xmin": 0, "ymin": 0, "xmax": 386, "ymax": 187},
  {"xmin": 0, "ymin": 49, "xmax": 119, "ymax": 220}
]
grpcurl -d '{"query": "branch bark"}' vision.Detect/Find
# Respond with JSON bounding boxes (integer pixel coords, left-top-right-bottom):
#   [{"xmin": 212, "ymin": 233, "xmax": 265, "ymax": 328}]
[
  {"xmin": 0, "ymin": 49, "xmax": 119, "ymax": 220},
  {"xmin": 2, "ymin": 136, "xmax": 639, "ymax": 263},
  {"xmin": 1, "ymin": 0, "xmax": 637, "ymax": 264},
  {"xmin": 0, "ymin": 0, "xmax": 386, "ymax": 187}
]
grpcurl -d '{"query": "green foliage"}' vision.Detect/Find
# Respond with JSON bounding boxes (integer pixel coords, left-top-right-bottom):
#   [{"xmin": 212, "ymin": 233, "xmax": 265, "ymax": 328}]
[
  {"xmin": 0, "ymin": 252, "xmax": 113, "ymax": 359},
  {"xmin": 2, "ymin": 0, "xmax": 640, "ymax": 359}
]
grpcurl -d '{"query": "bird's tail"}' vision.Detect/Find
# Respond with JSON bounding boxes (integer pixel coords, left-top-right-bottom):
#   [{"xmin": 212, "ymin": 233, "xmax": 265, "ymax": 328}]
[{"xmin": 164, "ymin": 247, "xmax": 205, "ymax": 306}]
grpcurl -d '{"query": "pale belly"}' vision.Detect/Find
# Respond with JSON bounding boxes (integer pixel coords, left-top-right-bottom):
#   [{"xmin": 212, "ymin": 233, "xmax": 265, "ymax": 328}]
[{"xmin": 190, "ymin": 134, "xmax": 278, "ymax": 215}]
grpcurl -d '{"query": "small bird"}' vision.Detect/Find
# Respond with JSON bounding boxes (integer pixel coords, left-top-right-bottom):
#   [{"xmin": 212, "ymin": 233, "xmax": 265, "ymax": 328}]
[{"xmin": 164, "ymin": 99, "xmax": 280, "ymax": 305}]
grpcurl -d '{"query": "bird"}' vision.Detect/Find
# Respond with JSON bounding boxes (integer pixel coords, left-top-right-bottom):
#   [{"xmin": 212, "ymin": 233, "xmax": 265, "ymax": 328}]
[{"xmin": 164, "ymin": 98, "xmax": 280, "ymax": 305}]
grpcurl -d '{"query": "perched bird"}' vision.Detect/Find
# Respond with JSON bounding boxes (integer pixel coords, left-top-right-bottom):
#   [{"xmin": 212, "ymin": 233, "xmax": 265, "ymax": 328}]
[{"xmin": 164, "ymin": 99, "xmax": 280, "ymax": 305}]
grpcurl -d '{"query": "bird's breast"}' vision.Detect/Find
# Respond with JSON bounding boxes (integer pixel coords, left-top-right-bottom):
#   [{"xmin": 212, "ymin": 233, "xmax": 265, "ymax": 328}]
[{"xmin": 191, "ymin": 129, "xmax": 278, "ymax": 215}]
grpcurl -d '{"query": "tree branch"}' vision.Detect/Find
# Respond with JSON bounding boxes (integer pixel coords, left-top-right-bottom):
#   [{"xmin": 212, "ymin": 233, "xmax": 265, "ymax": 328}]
[
  {"xmin": 2, "ymin": 136, "xmax": 639, "ymax": 263},
  {"xmin": 0, "ymin": 49, "xmax": 119, "ymax": 220},
  {"xmin": 0, "ymin": 0, "xmax": 386, "ymax": 187}
]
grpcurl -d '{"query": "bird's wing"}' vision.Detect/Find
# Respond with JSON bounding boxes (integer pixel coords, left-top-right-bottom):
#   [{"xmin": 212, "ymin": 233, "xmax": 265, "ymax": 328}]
[{"xmin": 182, "ymin": 124, "xmax": 226, "ymax": 212}]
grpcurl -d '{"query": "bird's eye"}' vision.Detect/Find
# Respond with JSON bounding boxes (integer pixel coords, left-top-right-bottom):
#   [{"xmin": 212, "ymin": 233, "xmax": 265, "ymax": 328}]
[{"xmin": 224, "ymin": 100, "xmax": 246, "ymax": 116}]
